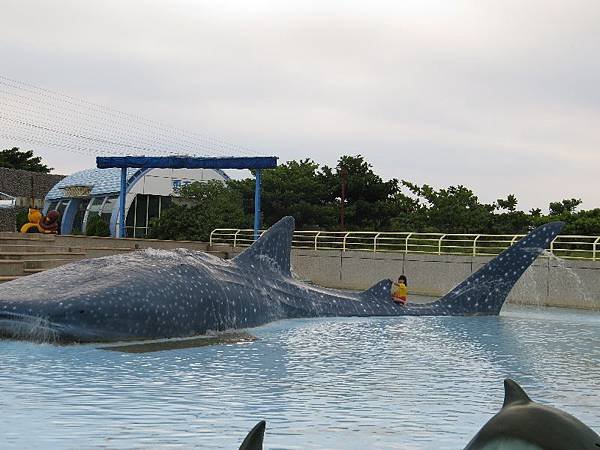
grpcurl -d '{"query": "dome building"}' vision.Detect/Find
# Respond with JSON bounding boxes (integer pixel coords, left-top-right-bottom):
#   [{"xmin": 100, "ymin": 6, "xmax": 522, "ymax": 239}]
[{"xmin": 44, "ymin": 167, "xmax": 229, "ymax": 237}]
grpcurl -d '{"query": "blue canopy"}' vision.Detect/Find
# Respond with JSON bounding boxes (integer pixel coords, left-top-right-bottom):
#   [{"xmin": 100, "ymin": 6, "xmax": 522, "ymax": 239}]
[
  {"xmin": 96, "ymin": 155, "xmax": 277, "ymax": 239},
  {"xmin": 97, "ymin": 156, "xmax": 277, "ymax": 170}
]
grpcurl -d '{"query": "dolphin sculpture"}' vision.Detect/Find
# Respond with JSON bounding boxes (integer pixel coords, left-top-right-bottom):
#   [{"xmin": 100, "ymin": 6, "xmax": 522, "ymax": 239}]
[
  {"xmin": 237, "ymin": 379, "xmax": 600, "ymax": 449},
  {"xmin": 238, "ymin": 420, "xmax": 266, "ymax": 450},
  {"xmin": 464, "ymin": 379, "xmax": 600, "ymax": 449},
  {"xmin": 0, "ymin": 217, "xmax": 563, "ymax": 343}
]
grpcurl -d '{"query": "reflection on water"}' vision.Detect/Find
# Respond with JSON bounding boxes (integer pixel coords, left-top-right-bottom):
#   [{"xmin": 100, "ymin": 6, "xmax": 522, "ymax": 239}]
[{"xmin": 0, "ymin": 305, "xmax": 598, "ymax": 449}]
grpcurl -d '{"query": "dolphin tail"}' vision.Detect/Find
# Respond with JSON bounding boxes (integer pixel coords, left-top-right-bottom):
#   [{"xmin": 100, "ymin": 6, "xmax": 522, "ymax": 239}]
[
  {"xmin": 239, "ymin": 420, "xmax": 266, "ymax": 450},
  {"xmin": 234, "ymin": 216, "xmax": 294, "ymax": 276},
  {"xmin": 431, "ymin": 221, "xmax": 564, "ymax": 315}
]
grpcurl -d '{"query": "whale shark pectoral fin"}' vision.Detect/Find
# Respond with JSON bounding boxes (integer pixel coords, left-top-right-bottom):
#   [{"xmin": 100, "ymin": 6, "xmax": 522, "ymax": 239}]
[
  {"xmin": 503, "ymin": 379, "xmax": 532, "ymax": 407},
  {"xmin": 234, "ymin": 216, "xmax": 294, "ymax": 276},
  {"xmin": 239, "ymin": 420, "xmax": 266, "ymax": 450},
  {"xmin": 360, "ymin": 279, "xmax": 394, "ymax": 300}
]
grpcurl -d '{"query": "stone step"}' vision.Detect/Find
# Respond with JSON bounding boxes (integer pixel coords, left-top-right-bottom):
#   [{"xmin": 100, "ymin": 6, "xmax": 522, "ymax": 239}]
[
  {"xmin": 22, "ymin": 259, "xmax": 78, "ymax": 270},
  {"xmin": 0, "ymin": 275, "xmax": 24, "ymax": 283},
  {"xmin": 0, "ymin": 260, "xmax": 25, "ymax": 276},
  {"xmin": 0, "ymin": 232, "xmax": 56, "ymax": 241},
  {"xmin": 0, "ymin": 252, "xmax": 87, "ymax": 261},
  {"xmin": 23, "ymin": 268, "xmax": 46, "ymax": 274},
  {"xmin": 0, "ymin": 244, "xmax": 82, "ymax": 253},
  {"xmin": 84, "ymin": 247, "xmax": 135, "ymax": 258}
]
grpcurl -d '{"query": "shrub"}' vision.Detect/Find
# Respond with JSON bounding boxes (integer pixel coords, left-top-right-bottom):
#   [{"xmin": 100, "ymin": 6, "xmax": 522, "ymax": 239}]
[{"xmin": 85, "ymin": 215, "xmax": 111, "ymax": 237}]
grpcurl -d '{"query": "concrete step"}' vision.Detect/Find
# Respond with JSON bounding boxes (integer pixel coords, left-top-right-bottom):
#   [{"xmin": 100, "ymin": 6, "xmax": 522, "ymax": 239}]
[
  {"xmin": 84, "ymin": 247, "xmax": 135, "ymax": 258},
  {"xmin": 0, "ymin": 260, "xmax": 25, "ymax": 276},
  {"xmin": 23, "ymin": 268, "xmax": 46, "ymax": 274},
  {"xmin": 0, "ymin": 235, "xmax": 56, "ymax": 243},
  {"xmin": 0, "ymin": 244, "xmax": 82, "ymax": 253},
  {"xmin": 0, "ymin": 252, "xmax": 87, "ymax": 261},
  {"xmin": 22, "ymin": 259, "xmax": 78, "ymax": 270},
  {"xmin": 0, "ymin": 275, "xmax": 24, "ymax": 283}
]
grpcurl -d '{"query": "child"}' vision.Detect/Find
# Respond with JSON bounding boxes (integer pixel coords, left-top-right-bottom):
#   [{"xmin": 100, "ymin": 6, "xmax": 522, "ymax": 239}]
[{"xmin": 391, "ymin": 275, "xmax": 408, "ymax": 305}]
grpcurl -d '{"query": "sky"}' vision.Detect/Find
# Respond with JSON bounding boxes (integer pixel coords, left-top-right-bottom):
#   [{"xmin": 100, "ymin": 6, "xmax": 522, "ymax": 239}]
[{"xmin": 1, "ymin": 0, "xmax": 599, "ymax": 212}]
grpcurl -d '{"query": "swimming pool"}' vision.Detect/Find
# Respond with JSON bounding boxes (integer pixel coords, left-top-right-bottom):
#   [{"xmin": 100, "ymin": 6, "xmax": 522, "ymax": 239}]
[{"xmin": 1, "ymin": 305, "xmax": 598, "ymax": 449}]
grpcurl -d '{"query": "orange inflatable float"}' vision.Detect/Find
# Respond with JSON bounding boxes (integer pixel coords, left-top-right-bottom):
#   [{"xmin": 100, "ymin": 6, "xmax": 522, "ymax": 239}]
[{"xmin": 20, "ymin": 208, "xmax": 60, "ymax": 234}]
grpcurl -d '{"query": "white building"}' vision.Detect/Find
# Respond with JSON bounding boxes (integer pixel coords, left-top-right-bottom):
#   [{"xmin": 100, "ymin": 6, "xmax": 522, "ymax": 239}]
[{"xmin": 44, "ymin": 167, "xmax": 229, "ymax": 237}]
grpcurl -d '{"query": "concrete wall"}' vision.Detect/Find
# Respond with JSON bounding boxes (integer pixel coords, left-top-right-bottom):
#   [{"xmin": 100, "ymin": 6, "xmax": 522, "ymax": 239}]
[{"xmin": 286, "ymin": 249, "xmax": 600, "ymax": 310}]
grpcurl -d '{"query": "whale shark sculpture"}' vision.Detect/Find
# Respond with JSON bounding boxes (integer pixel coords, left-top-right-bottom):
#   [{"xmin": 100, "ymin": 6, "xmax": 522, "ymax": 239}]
[
  {"xmin": 464, "ymin": 379, "xmax": 600, "ymax": 450},
  {"xmin": 237, "ymin": 379, "xmax": 600, "ymax": 449},
  {"xmin": 0, "ymin": 217, "xmax": 563, "ymax": 343}
]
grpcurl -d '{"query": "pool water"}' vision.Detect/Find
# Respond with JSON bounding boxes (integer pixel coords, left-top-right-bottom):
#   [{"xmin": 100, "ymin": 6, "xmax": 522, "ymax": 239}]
[{"xmin": 1, "ymin": 305, "xmax": 598, "ymax": 449}]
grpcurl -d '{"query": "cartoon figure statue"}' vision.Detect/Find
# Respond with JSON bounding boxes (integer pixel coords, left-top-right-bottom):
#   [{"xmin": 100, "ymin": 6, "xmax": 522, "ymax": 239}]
[{"xmin": 20, "ymin": 208, "xmax": 60, "ymax": 234}]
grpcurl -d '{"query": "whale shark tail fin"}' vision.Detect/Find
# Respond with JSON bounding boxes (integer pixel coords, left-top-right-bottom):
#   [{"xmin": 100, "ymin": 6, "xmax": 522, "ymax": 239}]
[
  {"xmin": 234, "ymin": 216, "xmax": 294, "ymax": 276},
  {"xmin": 239, "ymin": 420, "xmax": 266, "ymax": 450},
  {"xmin": 432, "ymin": 221, "xmax": 564, "ymax": 315}
]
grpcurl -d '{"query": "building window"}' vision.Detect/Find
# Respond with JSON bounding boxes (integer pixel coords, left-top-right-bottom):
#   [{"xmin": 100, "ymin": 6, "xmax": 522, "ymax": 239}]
[
  {"xmin": 82, "ymin": 196, "xmax": 106, "ymax": 231},
  {"xmin": 71, "ymin": 199, "xmax": 91, "ymax": 234},
  {"xmin": 100, "ymin": 196, "xmax": 117, "ymax": 226},
  {"xmin": 125, "ymin": 194, "xmax": 167, "ymax": 238}
]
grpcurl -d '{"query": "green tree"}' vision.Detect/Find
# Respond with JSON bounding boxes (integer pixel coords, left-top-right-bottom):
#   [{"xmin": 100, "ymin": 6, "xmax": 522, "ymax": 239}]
[
  {"xmin": 229, "ymin": 159, "xmax": 337, "ymax": 229},
  {"xmin": 0, "ymin": 147, "xmax": 53, "ymax": 173},
  {"xmin": 319, "ymin": 155, "xmax": 402, "ymax": 230},
  {"xmin": 148, "ymin": 180, "xmax": 248, "ymax": 241},
  {"xmin": 401, "ymin": 181, "xmax": 495, "ymax": 233},
  {"xmin": 549, "ymin": 198, "xmax": 582, "ymax": 216}
]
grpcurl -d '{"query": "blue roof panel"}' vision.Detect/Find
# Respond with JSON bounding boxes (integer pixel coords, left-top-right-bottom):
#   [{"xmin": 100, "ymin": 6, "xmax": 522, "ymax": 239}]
[{"xmin": 46, "ymin": 168, "xmax": 138, "ymax": 200}]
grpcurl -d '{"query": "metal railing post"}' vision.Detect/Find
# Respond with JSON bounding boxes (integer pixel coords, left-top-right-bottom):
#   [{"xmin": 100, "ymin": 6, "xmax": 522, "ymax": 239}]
[
  {"xmin": 594, "ymin": 237, "xmax": 600, "ymax": 261},
  {"xmin": 438, "ymin": 234, "xmax": 447, "ymax": 255},
  {"xmin": 373, "ymin": 232, "xmax": 381, "ymax": 252},
  {"xmin": 550, "ymin": 237, "xmax": 557, "ymax": 255},
  {"xmin": 473, "ymin": 235, "xmax": 480, "ymax": 256},
  {"xmin": 233, "ymin": 230, "xmax": 242, "ymax": 247},
  {"xmin": 342, "ymin": 232, "xmax": 350, "ymax": 252},
  {"xmin": 209, "ymin": 229, "xmax": 216, "ymax": 246},
  {"xmin": 405, "ymin": 233, "xmax": 413, "ymax": 254},
  {"xmin": 314, "ymin": 231, "xmax": 322, "ymax": 251}
]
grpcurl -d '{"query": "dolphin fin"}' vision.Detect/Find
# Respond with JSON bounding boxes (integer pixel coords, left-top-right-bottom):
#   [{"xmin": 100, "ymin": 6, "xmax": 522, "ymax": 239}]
[
  {"xmin": 234, "ymin": 216, "xmax": 294, "ymax": 276},
  {"xmin": 431, "ymin": 221, "xmax": 564, "ymax": 315},
  {"xmin": 503, "ymin": 379, "xmax": 532, "ymax": 407},
  {"xmin": 239, "ymin": 420, "xmax": 266, "ymax": 450}
]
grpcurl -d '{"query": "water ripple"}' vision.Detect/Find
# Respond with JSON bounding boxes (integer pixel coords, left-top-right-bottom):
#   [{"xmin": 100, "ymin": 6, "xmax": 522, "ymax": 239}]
[{"xmin": 0, "ymin": 305, "xmax": 598, "ymax": 449}]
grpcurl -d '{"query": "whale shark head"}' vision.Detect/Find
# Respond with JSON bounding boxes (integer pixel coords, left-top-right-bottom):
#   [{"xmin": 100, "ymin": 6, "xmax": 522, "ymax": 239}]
[
  {"xmin": 0, "ymin": 249, "xmax": 228, "ymax": 343},
  {"xmin": 464, "ymin": 378, "xmax": 600, "ymax": 449}
]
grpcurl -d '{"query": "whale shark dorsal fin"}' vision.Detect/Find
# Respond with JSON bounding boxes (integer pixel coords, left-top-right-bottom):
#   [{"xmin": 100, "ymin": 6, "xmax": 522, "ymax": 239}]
[
  {"xmin": 234, "ymin": 216, "xmax": 294, "ymax": 276},
  {"xmin": 239, "ymin": 420, "xmax": 266, "ymax": 450},
  {"xmin": 360, "ymin": 279, "xmax": 393, "ymax": 299},
  {"xmin": 503, "ymin": 379, "xmax": 532, "ymax": 407}
]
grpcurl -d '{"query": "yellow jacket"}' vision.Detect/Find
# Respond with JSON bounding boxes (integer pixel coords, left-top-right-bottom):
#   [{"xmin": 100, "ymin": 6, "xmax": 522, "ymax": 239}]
[{"xmin": 391, "ymin": 282, "xmax": 408, "ymax": 300}]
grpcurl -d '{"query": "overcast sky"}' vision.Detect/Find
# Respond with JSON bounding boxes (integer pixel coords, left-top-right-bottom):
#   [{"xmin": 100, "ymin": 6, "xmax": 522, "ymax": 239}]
[{"xmin": 1, "ymin": 0, "xmax": 599, "ymax": 211}]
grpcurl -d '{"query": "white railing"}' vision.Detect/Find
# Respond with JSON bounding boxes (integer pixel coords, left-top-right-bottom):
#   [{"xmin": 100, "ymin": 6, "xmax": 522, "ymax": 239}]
[
  {"xmin": 0, "ymin": 191, "xmax": 16, "ymax": 209},
  {"xmin": 210, "ymin": 229, "xmax": 600, "ymax": 261}
]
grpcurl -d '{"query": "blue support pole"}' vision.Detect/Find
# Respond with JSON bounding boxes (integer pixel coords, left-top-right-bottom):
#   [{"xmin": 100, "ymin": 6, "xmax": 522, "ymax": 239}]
[
  {"xmin": 119, "ymin": 167, "xmax": 127, "ymax": 238},
  {"xmin": 254, "ymin": 169, "xmax": 262, "ymax": 240}
]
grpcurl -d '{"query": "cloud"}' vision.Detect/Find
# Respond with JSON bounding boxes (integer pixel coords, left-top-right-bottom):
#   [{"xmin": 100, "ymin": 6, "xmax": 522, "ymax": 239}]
[{"xmin": 1, "ymin": 0, "xmax": 599, "ymax": 211}]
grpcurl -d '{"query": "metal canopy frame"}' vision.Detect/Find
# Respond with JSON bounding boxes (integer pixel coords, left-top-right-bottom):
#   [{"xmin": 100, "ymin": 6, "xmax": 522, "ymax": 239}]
[{"xmin": 96, "ymin": 156, "xmax": 277, "ymax": 239}]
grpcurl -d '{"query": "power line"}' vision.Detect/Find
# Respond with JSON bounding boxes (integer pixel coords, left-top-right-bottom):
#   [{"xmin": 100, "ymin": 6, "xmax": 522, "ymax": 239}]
[{"xmin": 0, "ymin": 74, "xmax": 263, "ymax": 159}]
